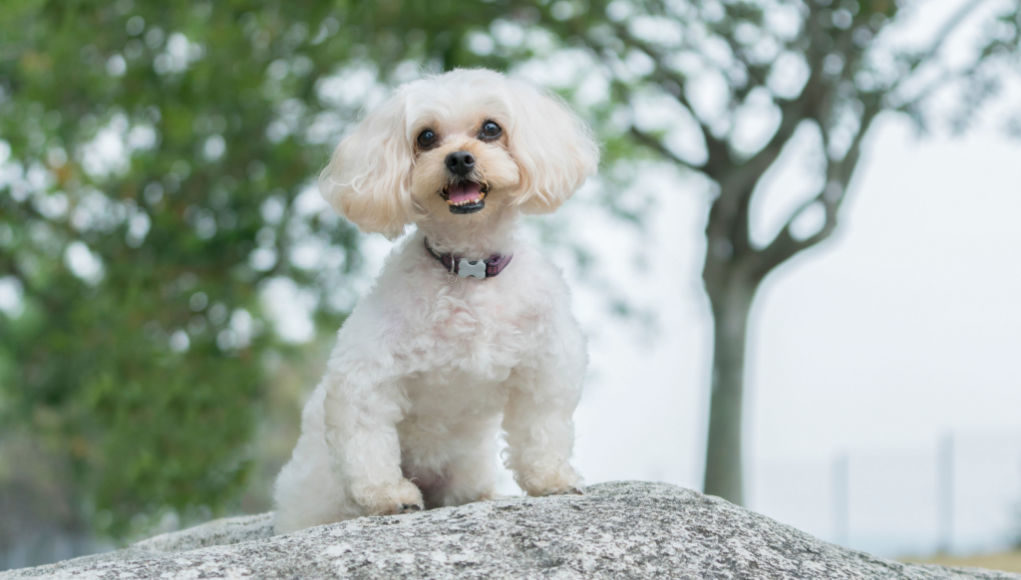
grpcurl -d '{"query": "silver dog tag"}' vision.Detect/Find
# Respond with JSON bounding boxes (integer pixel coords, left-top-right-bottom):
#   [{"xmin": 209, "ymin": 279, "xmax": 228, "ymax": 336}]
[{"xmin": 458, "ymin": 259, "xmax": 487, "ymax": 279}]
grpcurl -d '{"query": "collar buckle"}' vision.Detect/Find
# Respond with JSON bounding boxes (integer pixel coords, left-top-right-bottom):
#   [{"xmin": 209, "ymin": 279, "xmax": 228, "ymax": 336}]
[{"xmin": 457, "ymin": 259, "xmax": 487, "ymax": 279}]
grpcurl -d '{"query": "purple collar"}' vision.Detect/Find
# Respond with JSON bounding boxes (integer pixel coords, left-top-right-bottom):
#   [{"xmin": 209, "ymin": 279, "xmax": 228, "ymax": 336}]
[{"xmin": 424, "ymin": 238, "xmax": 513, "ymax": 279}]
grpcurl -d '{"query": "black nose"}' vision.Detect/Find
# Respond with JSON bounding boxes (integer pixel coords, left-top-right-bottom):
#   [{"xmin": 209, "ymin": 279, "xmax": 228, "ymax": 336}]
[{"xmin": 445, "ymin": 151, "xmax": 475, "ymax": 176}]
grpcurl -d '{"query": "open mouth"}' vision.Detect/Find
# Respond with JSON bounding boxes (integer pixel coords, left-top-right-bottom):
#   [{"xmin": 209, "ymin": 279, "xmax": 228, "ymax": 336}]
[{"xmin": 440, "ymin": 180, "xmax": 488, "ymax": 214}]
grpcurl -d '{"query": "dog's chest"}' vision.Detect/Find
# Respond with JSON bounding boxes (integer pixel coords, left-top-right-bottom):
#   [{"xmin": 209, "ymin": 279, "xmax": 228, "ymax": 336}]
[{"xmin": 404, "ymin": 282, "xmax": 542, "ymax": 378}]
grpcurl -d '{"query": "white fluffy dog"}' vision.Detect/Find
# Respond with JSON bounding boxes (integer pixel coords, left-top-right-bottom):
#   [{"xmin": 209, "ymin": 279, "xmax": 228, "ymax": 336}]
[{"xmin": 273, "ymin": 69, "xmax": 599, "ymax": 533}]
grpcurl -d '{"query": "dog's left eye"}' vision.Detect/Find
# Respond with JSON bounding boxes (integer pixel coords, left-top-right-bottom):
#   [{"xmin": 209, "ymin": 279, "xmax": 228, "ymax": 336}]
[{"xmin": 479, "ymin": 120, "xmax": 502, "ymax": 140}]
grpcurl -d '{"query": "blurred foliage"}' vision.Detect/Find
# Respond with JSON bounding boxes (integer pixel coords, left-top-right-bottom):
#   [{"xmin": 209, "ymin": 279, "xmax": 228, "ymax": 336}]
[{"xmin": 0, "ymin": 0, "xmax": 534, "ymax": 538}]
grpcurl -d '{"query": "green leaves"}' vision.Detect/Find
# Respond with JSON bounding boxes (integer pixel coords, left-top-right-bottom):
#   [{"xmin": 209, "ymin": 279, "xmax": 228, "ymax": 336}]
[
  {"xmin": 0, "ymin": 0, "xmax": 559, "ymax": 540},
  {"xmin": 857, "ymin": 0, "xmax": 897, "ymax": 19}
]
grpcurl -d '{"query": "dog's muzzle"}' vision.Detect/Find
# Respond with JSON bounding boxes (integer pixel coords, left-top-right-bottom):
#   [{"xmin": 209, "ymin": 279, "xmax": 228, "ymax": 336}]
[{"xmin": 440, "ymin": 179, "xmax": 488, "ymax": 214}]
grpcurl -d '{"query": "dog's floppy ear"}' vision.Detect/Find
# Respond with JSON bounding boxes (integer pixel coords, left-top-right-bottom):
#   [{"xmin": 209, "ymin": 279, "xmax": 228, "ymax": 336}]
[
  {"xmin": 318, "ymin": 93, "xmax": 414, "ymax": 239},
  {"xmin": 507, "ymin": 82, "xmax": 599, "ymax": 214}
]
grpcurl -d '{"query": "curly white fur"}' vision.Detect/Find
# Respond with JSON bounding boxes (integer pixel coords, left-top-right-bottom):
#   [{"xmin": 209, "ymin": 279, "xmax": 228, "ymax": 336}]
[{"xmin": 273, "ymin": 69, "xmax": 599, "ymax": 533}]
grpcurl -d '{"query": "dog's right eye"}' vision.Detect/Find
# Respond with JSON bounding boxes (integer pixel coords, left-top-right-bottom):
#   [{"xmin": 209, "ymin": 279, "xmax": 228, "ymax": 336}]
[{"xmin": 416, "ymin": 129, "xmax": 438, "ymax": 149}]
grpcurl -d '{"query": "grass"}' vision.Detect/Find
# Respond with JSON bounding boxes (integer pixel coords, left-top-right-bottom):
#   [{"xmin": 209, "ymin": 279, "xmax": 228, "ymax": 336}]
[{"xmin": 904, "ymin": 550, "xmax": 1021, "ymax": 573}]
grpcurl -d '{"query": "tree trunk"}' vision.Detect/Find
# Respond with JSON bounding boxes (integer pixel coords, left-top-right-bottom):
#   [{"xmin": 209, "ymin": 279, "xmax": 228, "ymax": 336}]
[{"xmin": 702, "ymin": 274, "xmax": 756, "ymax": 505}]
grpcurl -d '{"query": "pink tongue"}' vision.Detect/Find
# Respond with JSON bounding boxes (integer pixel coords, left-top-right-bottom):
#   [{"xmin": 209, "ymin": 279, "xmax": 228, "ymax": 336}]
[{"xmin": 447, "ymin": 182, "xmax": 482, "ymax": 203}]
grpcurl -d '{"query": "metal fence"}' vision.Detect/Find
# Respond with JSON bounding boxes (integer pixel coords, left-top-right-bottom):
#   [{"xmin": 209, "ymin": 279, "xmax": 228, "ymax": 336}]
[{"xmin": 750, "ymin": 428, "xmax": 1021, "ymax": 557}]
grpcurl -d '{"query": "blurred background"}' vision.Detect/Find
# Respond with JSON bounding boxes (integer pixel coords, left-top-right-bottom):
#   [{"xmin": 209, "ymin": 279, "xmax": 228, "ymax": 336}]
[{"xmin": 1, "ymin": 0, "xmax": 1020, "ymax": 572}]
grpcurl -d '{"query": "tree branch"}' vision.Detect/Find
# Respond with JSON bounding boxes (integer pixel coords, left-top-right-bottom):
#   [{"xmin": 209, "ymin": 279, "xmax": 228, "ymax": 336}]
[
  {"xmin": 717, "ymin": 2, "xmax": 837, "ymax": 198},
  {"xmin": 911, "ymin": 0, "xmax": 989, "ymax": 71},
  {"xmin": 752, "ymin": 101, "xmax": 881, "ymax": 279},
  {"xmin": 602, "ymin": 20, "xmax": 732, "ymax": 176},
  {"xmin": 628, "ymin": 126, "xmax": 696, "ymax": 170},
  {"xmin": 886, "ymin": 0, "xmax": 992, "ymax": 108}
]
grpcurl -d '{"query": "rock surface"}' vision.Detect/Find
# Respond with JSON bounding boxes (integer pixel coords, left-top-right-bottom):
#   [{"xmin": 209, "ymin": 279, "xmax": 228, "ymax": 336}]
[{"xmin": 2, "ymin": 481, "xmax": 1016, "ymax": 579}]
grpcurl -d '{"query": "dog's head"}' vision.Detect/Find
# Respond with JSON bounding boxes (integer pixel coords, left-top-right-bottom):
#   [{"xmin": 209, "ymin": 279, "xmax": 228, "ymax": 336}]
[{"xmin": 319, "ymin": 69, "xmax": 599, "ymax": 239}]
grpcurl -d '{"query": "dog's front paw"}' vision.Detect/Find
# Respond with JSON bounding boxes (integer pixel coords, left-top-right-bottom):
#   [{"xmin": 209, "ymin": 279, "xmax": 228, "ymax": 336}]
[
  {"xmin": 350, "ymin": 478, "xmax": 424, "ymax": 516},
  {"xmin": 516, "ymin": 464, "xmax": 583, "ymax": 497}
]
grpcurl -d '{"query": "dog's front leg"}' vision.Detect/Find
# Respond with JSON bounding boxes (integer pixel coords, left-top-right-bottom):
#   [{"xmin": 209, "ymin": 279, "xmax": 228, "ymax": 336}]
[
  {"xmin": 322, "ymin": 374, "xmax": 423, "ymax": 516},
  {"xmin": 502, "ymin": 344, "xmax": 585, "ymax": 496}
]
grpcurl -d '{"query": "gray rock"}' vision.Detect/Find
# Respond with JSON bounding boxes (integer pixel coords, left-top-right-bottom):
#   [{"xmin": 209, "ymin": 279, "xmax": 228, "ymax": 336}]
[{"xmin": 2, "ymin": 481, "xmax": 1015, "ymax": 579}]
